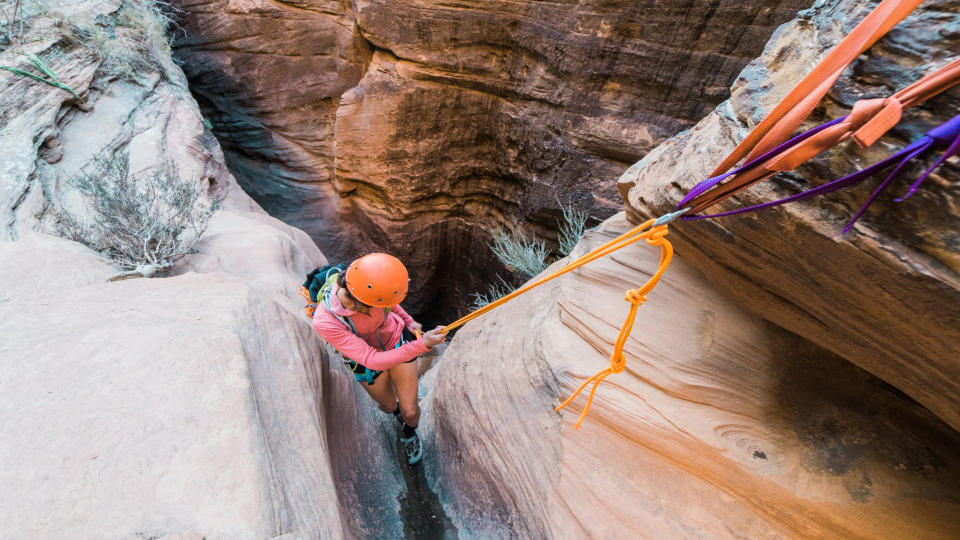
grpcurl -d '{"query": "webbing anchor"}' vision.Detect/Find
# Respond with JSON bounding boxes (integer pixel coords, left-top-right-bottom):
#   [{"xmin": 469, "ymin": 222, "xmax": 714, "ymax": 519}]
[{"xmin": 653, "ymin": 207, "xmax": 690, "ymax": 226}]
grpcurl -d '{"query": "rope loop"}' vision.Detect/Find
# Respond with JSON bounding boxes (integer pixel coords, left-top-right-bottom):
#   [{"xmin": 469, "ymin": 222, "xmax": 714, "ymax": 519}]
[{"xmin": 647, "ymin": 225, "xmax": 669, "ymax": 243}]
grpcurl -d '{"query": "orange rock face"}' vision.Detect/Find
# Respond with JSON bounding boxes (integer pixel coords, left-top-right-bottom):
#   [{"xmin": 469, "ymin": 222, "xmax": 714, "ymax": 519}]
[
  {"xmin": 173, "ymin": 0, "xmax": 372, "ymax": 259},
  {"xmin": 424, "ymin": 215, "xmax": 960, "ymax": 538},
  {"xmin": 173, "ymin": 0, "xmax": 809, "ymax": 317},
  {"xmin": 619, "ymin": 0, "xmax": 960, "ymax": 432}
]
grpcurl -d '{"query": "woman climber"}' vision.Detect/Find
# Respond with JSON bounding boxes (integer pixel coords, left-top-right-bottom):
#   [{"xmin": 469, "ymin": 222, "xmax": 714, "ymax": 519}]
[{"xmin": 310, "ymin": 253, "xmax": 446, "ymax": 465}]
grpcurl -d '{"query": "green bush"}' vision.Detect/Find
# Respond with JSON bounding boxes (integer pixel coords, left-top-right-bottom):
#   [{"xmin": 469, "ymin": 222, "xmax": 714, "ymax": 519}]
[
  {"xmin": 557, "ymin": 200, "xmax": 588, "ymax": 256},
  {"xmin": 469, "ymin": 275, "xmax": 514, "ymax": 310},
  {"xmin": 474, "ymin": 203, "xmax": 590, "ymax": 312},
  {"xmin": 489, "ymin": 224, "xmax": 549, "ymax": 278}
]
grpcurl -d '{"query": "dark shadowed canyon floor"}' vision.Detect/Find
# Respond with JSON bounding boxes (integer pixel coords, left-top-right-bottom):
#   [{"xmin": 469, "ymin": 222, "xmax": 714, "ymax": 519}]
[{"xmin": 395, "ymin": 439, "xmax": 459, "ymax": 540}]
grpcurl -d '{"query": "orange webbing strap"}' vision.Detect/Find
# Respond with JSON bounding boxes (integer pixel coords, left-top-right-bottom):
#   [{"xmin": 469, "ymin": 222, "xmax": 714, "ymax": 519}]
[
  {"xmin": 853, "ymin": 57, "xmax": 960, "ymax": 147},
  {"xmin": 299, "ymin": 286, "xmax": 318, "ymax": 318},
  {"xmin": 554, "ymin": 227, "xmax": 673, "ymax": 429},
  {"xmin": 442, "ymin": 218, "xmax": 660, "ymax": 334},
  {"xmin": 709, "ymin": 0, "xmax": 922, "ymax": 178},
  {"xmin": 688, "ymin": 58, "xmax": 960, "ymax": 213}
]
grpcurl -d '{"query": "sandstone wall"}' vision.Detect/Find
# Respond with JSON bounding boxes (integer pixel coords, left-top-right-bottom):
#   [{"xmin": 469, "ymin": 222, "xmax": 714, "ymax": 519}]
[
  {"xmin": 173, "ymin": 0, "xmax": 810, "ymax": 318},
  {"xmin": 0, "ymin": 2, "xmax": 402, "ymax": 536},
  {"xmin": 424, "ymin": 215, "xmax": 960, "ymax": 538},
  {"xmin": 619, "ymin": 0, "xmax": 960, "ymax": 431},
  {"xmin": 417, "ymin": 1, "xmax": 960, "ymax": 536}
]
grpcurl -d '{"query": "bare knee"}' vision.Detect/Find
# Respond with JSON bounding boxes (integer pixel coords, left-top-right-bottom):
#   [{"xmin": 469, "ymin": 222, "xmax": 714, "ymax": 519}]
[{"xmin": 399, "ymin": 401, "xmax": 419, "ymax": 420}]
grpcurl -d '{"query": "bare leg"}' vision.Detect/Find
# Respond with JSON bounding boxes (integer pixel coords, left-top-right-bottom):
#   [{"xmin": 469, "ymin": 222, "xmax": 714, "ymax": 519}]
[
  {"xmin": 388, "ymin": 360, "xmax": 420, "ymax": 427},
  {"xmin": 357, "ymin": 370, "xmax": 398, "ymax": 414}
]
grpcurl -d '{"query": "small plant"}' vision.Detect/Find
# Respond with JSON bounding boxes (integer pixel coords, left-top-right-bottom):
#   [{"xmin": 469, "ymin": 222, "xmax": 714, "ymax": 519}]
[
  {"xmin": 0, "ymin": 52, "xmax": 82, "ymax": 99},
  {"xmin": 469, "ymin": 275, "xmax": 515, "ymax": 310},
  {"xmin": 489, "ymin": 223, "xmax": 549, "ymax": 277},
  {"xmin": 557, "ymin": 199, "xmax": 588, "ymax": 256},
  {"xmin": 0, "ymin": 0, "xmax": 23, "ymax": 45},
  {"xmin": 61, "ymin": 151, "xmax": 219, "ymax": 279}
]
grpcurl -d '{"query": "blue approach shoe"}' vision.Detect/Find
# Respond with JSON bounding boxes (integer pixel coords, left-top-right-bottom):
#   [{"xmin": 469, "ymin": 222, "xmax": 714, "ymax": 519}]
[{"xmin": 400, "ymin": 431, "xmax": 423, "ymax": 465}]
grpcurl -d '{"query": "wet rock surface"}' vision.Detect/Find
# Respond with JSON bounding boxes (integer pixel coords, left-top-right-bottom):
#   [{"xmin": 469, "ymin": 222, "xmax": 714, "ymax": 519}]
[
  {"xmin": 425, "ymin": 214, "xmax": 960, "ymax": 538},
  {"xmin": 172, "ymin": 0, "xmax": 810, "ymax": 318},
  {"xmin": 619, "ymin": 0, "xmax": 960, "ymax": 432}
]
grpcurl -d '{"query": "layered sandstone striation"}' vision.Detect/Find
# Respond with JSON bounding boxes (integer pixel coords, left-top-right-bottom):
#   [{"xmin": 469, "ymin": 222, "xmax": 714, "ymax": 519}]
[
  {"xmin": 0, "ymin": 2, "xmax": 403, "ymax": 537},
  {"xmin": 424, "ymin": 215, "xmax": 960, "ymax": 538},
  {"xmin": 172, "ymin": 0, "xmax": 372, "ymax": 261},
  {"xmin": 420, "ymin": 1, "xmax": 960, "ymax": 536},
  {"xmin": 173, "ymin": 0, "xmax": 810, "ymax": 317},
  {"xmin": 619, "ymin": 0, "xmax": 960, "ymax": 431}
]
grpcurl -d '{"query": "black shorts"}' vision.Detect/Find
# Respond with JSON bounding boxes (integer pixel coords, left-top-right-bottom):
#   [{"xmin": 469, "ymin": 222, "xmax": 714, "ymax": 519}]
[{"xmin": 345, "ymin": 330, "xmax": 418, "ymax": 385}]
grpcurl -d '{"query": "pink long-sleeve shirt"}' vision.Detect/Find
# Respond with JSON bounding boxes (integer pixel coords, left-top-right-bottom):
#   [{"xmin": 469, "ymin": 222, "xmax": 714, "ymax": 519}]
[{"xmin": 312, "ymin": 283, "xmax": 429, "ymax": 371}]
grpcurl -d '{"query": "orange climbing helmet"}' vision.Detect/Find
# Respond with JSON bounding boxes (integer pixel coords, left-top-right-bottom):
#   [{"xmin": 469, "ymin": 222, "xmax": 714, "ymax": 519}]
[{"xmin": 345, "ymin": 253, "xmax": 409, "ymax": 307}]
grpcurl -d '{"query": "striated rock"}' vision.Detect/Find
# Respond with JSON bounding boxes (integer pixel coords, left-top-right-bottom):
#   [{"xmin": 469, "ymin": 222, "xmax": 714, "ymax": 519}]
[
  {"xmin": 173, "ymin": 0, "xmax": 810, "ymax": 317},
  {"xmin": 425, "ymin": 214, "xmax": 960, "ymax": 538},
  {"xmin": 172, "ymin": 0, "xmax": 372, "ymax": 262},
  {"xmin": 0, "ymin": 2, "xmax": 405, "ymax": 537},
  {"xmin": 618, "ymin": 0, "xmax": 960, "ymax": 431}
]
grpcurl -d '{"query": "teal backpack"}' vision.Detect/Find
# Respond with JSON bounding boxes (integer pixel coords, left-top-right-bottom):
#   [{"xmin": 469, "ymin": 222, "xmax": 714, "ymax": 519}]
[{"xmin": 299, "ymin": 264, "xmax": 391, "ymax": 332}]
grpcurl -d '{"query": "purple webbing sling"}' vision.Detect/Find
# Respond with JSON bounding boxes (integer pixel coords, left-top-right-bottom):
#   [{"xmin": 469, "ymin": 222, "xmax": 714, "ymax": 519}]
[{"xmin": 679, "ymin": 113, "xmax": 960, "ymax": 234}]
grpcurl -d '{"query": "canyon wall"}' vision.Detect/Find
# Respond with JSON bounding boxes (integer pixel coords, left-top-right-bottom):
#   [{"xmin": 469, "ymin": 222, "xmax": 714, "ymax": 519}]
[
  {"xmin": 424, "ymin": 0, "xmax": 960, "ymax": 536},
  {"xmin": 0, "ymin": 1, "xmax": 402, "ymax": 537},
  {"xmin": 173, "ymin": 0, "xmax": 811, "ymax": 318},
  {"xmin": 424, "ymin": 215, "xmax": 960, "ymax": 538},
  {"xmin": 620, "ymin": 0, "xmax": 960, "ymax": 432}
]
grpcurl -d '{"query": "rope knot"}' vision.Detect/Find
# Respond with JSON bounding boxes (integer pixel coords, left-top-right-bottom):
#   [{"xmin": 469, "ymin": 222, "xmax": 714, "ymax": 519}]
[
  {"xmin": 608, "ymin": 350, "xmax": 627, "ymax": 373},
  {"xmin": 554, "ymin": 223, "xmax": 675, "ymax": 429},
  {"xmin": 624, "ymin": 290, "xmax": 647, "ymax": 305},
  {"xmin": 647, "ymin": 225, "xmax": 669, "ymax": 243}
]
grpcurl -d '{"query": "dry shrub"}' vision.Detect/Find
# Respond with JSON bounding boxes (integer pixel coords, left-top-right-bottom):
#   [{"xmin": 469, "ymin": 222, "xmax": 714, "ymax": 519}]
[
  {"xmin": 61, "ymin": 0, "xmax": 180, "ymax": 82},
  {"xmin": 489, "ymin": 224, "xmax": 549, "ymax": 278},
  {"xmin": 61, "ymin": 151, "xmax": 219, "ymax": 278}
]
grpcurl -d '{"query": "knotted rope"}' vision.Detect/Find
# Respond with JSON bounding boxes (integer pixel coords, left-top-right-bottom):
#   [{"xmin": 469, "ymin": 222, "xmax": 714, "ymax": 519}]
[
  {"xmin": 440, "ymin": 218, "xmax": 677, "ymax": 428},
  {"xmin": 554, "ymin": 226, "xmax": 673, "ymax": 429}
]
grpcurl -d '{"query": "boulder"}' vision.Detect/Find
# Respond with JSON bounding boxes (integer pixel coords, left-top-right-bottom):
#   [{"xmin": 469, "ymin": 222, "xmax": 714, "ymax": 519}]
[
  {"xmin": 618, "ymin": 0, "xmax": 960, "ymax": 431},
  {"xmin": 424, "ymin": 214, "xmax": 960, "ymax": 538},
  {"xmin": 0, "ymin": 228, "xmax": 349, "ymax": 539}
]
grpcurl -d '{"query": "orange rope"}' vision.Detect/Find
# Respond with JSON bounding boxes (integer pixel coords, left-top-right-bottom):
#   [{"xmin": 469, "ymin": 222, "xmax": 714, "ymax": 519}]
[
  {"xmin": 554, "ymin": 226, "xmax": 674, "ymax": 429},
  {"xmin": 709, "ymin": 0, "xmax": 923, "ymax": 177},
  {"xmin": 441, "ymin": 220, "xmax": 675, "ymax": 428},
  {"xmin": 443, "ymin": 218, "xmax": 656, "ymax": 333}
]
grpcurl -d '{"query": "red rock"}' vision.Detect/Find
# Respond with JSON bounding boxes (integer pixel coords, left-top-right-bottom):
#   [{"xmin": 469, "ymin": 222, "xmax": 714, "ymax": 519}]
[
  {"xmin": 426, "ymin": 214, "xmax": 960, "ymax": 538},
  {"xmin": 619, "ymin": 0, "xmax": 960, "ymax": 431},
  {"xmin": 173, "ymin": 0, "xmax": 809, "ymax": 316}
]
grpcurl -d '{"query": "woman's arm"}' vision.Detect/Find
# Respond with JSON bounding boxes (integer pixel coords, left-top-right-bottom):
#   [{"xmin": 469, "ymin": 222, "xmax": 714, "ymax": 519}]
[{"xmin": 313, "ymin": 314, "xmax": 429, "ymax": 371}]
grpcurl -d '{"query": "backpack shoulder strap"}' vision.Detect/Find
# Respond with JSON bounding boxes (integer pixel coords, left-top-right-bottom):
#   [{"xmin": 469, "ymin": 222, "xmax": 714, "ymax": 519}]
[{"xmin": 319, "ymin": 274, "xmax": 359, "ymax": 335}]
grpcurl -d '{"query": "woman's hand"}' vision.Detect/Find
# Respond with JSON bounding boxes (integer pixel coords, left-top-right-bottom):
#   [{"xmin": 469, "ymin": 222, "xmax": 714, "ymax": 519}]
[
  {"xmin": 421, "ymin": 326, "xmax": 446, "ymax": 348},
  {"xmin": 407, "ymin": 321, "xmax": 423, "ymax": 335}
]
